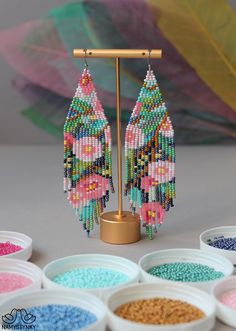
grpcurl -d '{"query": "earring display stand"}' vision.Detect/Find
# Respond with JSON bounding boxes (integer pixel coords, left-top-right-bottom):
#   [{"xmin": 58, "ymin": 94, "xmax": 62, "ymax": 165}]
[{"xmin": 73, "ymin": 49, "xmax": 162, "ymax": 244}]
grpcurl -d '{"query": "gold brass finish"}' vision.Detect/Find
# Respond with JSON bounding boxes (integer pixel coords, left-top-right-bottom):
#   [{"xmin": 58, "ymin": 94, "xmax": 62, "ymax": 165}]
[
  {"xmin": 73, "ymin": 49, "xmax": 162, "ymax": 244},
  {"xmin": 116, "ymin": 58, "xmax": 123, "ymax": 216},
  {"xmin": 100, "ymin": 211, "xmax": 140, "ymax": 244},
  {"xmin": 73, "ymin": 49, "xmax": 162, "ymax": 59}
]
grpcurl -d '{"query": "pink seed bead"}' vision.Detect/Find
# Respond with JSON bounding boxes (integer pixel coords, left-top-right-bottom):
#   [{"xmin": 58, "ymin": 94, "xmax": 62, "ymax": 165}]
[
  {"xmin": 0, "ymin": 241, "xmax": 23, "ymax": 256},
  {"xmin": 220, "ymin": 289, "xmax": 236, "ymax": 310},
  {"xmin": 0, "ymin": 272, "xmax": 32, "ymax": 293}
]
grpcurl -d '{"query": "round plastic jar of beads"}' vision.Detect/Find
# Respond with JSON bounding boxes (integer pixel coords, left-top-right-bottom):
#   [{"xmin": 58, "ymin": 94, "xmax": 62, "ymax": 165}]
[
  {"xmin": 0, "ymin": 231, "xmax": 32, "ymax": 260},
  {"xmin": 200, "ymin": 226, "xmax": 236, "ymax": 265},
  {"xmin": 0, "ymin": 289, "xmax": 107, "ymax": 331},
  {"xmin": 212, "ymin": 275, "xmax": 236, "ymax": 328},
  {"xmin": 42, "ymin": 254, "xmax": 140, "ymax": 301},
  {"xmin": 0, "ymin": 258, "xmax": 42, "ymax": 301},
  {"xmin": 106, "ymin": 282, "xmax": 216, "ymax": 331},
  {"xmin": 139, "ymin": 248, "xmax": 234, "ymax": 293}
]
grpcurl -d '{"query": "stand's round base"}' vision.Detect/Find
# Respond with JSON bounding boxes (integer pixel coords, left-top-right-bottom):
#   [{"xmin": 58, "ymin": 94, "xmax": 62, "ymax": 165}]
[{"xmin": 100, "ymin": 211, "xmax": 140, "ymax": 244}]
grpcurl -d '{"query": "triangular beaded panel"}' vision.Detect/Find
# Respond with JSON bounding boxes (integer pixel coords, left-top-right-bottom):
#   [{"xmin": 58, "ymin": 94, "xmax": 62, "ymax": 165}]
[
  {"xmin": 125, "ymin": 67, "xmax": 176, "ymax": 239},
  {"xmin": 64, "ymin": 68, "xmax": 114, "ymax": 235}
]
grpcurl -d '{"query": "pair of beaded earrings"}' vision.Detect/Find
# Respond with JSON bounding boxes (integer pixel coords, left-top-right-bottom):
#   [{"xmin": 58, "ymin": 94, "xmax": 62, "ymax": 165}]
[{"xmin": 64, "ymin": 51, "xmax": 175, "ymax": 238}]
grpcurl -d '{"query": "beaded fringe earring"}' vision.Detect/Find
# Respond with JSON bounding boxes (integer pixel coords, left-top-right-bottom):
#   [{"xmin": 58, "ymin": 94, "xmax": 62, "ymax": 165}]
[
  {"xmin": 64, "ymin": 61, "xmax": 114, "ymax": 236},
  {"xmin": 124, "ymin": 62, "xmax": 176, "ymax": 239}
]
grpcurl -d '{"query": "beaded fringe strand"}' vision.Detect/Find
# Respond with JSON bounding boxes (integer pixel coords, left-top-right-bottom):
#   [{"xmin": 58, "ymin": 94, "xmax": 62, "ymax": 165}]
[
  {"xmin": 125, "ymin": 65, "xmax": 176, "ymax": 239},
  {"xmin": 64, "ymin": 68, "xmax": 114, "ymax": 236}
]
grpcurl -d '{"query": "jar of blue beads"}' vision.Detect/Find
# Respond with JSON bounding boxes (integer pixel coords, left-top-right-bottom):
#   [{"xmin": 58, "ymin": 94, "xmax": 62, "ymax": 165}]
[
  {"xmin": 200, "ymin": 226, "xmax": 236, "ymax": 265},
  {"xmin": 0, "ymin": 289, "xmax": 107, "ymax": 331}
]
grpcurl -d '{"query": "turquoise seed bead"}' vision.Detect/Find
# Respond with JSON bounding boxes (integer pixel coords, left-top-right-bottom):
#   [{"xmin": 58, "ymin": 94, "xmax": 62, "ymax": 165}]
[{"xmin": 53, "ymin": 267, "xmax": 129, "ymax": 289}]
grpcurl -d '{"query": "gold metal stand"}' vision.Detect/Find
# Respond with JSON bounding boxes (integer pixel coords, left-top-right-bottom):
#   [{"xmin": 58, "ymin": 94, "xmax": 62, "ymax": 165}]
[{"xmin": 73, "ymin": 49, "xmax": 162, "ymax": 244}]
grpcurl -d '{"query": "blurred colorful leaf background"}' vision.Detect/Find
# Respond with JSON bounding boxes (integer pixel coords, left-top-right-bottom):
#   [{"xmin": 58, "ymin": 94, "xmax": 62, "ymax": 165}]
[{"xmin": 1, "ymin": 0, "xmax": 236, "ymax": 144}]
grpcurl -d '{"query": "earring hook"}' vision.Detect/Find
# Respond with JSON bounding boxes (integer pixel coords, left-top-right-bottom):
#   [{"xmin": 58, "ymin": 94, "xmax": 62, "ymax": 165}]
[
  {"xmin": 147, "ymin": 49, "xmax": 152, "ymax": 70},
  {"xmin": 83, "ymin": 49, "xmax": 88, "ymax": 69}
]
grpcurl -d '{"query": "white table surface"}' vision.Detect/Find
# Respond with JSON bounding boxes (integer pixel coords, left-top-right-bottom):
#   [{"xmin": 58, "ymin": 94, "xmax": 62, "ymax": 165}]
[{"xmin": 0, "ymin": 145, "xmax": 236, "ymax": 331}]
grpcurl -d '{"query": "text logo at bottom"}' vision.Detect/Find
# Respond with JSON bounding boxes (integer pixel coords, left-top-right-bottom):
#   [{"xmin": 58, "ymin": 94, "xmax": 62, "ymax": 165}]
[{"xmin": 2, "ymin": 309, "xmax": 36, "ymax": 330}]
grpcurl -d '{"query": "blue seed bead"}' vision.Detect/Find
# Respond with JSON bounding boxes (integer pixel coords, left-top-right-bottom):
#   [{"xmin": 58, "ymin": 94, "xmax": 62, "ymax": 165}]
[
  {"xmin": 4, "ymin": 304, "xmax": 97, "ymax": 331},
  {"xmin": 208, "ymin": 237, "xmax": 236, "ymax": 251},
  {"xmin": 53, "ymin": 267, "xmax": 129, "ymax": 288},
  {"xmin": 148, "ymin": 262, "xmax": 224, "ymax": 282}
]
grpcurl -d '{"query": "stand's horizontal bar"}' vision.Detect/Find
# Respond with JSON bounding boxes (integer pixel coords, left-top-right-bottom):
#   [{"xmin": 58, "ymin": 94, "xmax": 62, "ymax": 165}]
[{"xmin": 73, "ymin": 49, "xmax": 162, "ymax": 59}]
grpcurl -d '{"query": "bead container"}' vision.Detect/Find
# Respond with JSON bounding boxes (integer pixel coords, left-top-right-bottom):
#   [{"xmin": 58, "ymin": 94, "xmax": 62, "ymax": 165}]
[
  {"xmin": 0, "ymin": 258, "xmax": 42, "ymax": 301},
  {"xmin": 200, "ymin": 226, "xmax": 236, "ymax": 265},
  {"xmin": 0, "ymin": 289, "xmax": 107, "ymax": 331},
  {"xmin": 42, "ymin": 254, "xmax": 140, "ymax": 300},
  {"xmin": 106, "ymin": 282, "xmax": 216, "ymax": 331},
  {"xmin": 139, "ymin": 249, "xmax": 234, "ymax": 293},
  {"xmin": 0, "ymin": 231, "xmax": 32, "ymax": 260},
  {"xmin": 212, "ymin": 275, "xmax": 236, "ymax": 328}
]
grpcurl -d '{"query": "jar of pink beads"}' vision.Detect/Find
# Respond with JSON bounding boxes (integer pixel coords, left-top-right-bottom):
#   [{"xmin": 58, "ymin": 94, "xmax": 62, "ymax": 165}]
[
  {"xmin": 0, "ymin": 231, "xmax": 32, "ymax": 260},
  {"xmin": 0, "ymin": 258, "xmax": 42, "ymax": 301},
  {"xmin": 212, "ymin": 275, "xmax": 236, "ymax": 328}
]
